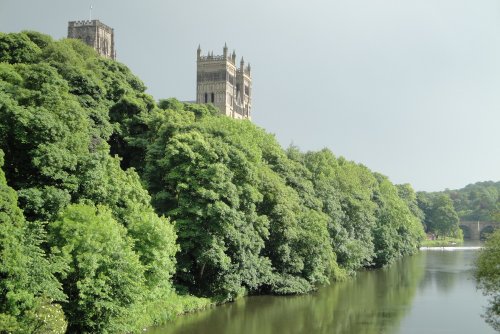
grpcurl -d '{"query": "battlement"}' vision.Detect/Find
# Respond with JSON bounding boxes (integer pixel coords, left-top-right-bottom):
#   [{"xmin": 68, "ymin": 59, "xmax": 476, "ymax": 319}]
[
  {"xmin": 199, "ymin": 55, "xmax": 231, "ymax": 62},
  {"xmin": 68, "ymin": 20, "xmax": 113, "ymax": 33},
  {"xmin": 68, "ymin": 20, "xmax": 94, "ymax": 26},
  {"xmin": 198, "ymin": 50, "xmax": 235, "ymax": 65},
  {"xmin": 197, "ymin": 45, "xmax": 251, "ymax": 75}
]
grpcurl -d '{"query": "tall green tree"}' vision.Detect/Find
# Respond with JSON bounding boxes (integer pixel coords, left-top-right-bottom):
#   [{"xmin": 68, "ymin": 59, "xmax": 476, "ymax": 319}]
[
  {"xmin": 145, "ymin": 112, "xmax": 273, "ymax": 299},
  {"xmin": 396, "ymin": 183, "xmax": 425, "ymax": 222},
  {"xmin": 302, "ymin": 149, "xmax": 377, "ymax": 273},
  {"xmin": 49, "ymin": 204, "xmax": 146, "ymax": 333},
  {"xmin": 426, "ymin": 194, "xmax": 460, "ymax": 238},
  {"xmin": 372, "ymin": 175, "xmax": 424, "ymax": 267},
  {"xmin": 0, "ymin": 149, "xmax": 66, "ymax": 333}
]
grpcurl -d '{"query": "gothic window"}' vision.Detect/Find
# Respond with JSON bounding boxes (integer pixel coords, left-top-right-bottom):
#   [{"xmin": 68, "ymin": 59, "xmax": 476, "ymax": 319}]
[
  {"xmin": 211, "ymin": 93, "xmax": 215, "ymax": 103},
  {"xmin": 204, "ymin": 93, "xmax": 208, "ymax": 103},
  {"xmin": 227, "ymin": 72, "xmax": 235, "ymax": 84}
]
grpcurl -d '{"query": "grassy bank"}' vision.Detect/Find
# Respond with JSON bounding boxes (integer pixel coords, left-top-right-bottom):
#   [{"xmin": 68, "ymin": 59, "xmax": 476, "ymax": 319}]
[
  {"xmin": 421, "ymin": 237, "xmax": 464, "ymax": 247},
  {"xmin": 140, "ymin": 293, "xmax": 214, "ymax": 331}
]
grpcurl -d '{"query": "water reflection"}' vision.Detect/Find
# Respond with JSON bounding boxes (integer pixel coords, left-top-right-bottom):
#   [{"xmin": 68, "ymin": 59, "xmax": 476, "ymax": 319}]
[
  {"xmin": 148, "ymin": 249, "xmax": 494, "ymax": 334},
  {"xmin": 400, "ymin": 249, "xmax": 493, "ymax": 334},
  {"xmin": 148, "ymin": 254, "xmax": 425, "ymax": 334}
]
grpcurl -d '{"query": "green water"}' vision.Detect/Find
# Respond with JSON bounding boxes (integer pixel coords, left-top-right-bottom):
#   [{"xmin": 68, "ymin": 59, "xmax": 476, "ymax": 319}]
[{"xmin": 148, "ymin": 247, "xmax": 495, "ymax": 334}]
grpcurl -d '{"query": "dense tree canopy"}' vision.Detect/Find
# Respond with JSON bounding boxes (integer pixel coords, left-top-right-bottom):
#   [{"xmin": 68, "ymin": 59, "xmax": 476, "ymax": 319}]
[
  {"xmin": 420, "ymin": 181, "xmax": 500, "ymax": 223},
  {"xmin": 0, "ymin": 31, "xmax": 178, "ymax": 332},
  {"xmin": 0, "ymin": 149, "xmax": 66, "ymax": 333},
  {"xmin": 0, "ymin": 31, "xmax": 426, "ymax": 332},
  {"xmin": 49, "ymin": 204, "xmax": 146, "ymax": 333},
  {"xmin": 417, "ymin": 192, "xmax": 461, "ymax": 238}
]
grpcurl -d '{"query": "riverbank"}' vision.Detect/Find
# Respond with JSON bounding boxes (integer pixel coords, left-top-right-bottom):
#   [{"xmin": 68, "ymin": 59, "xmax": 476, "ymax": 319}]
[
  {"xmin": 421, "ymin": 237, "xmax": 463, "ymax": 247},
  {"xmin": 420, "ymin": 246, "xmax": 483, "ymax": 251}
]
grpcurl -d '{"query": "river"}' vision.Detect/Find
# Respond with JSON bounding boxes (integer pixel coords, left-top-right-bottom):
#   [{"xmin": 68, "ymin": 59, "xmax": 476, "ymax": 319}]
[{"xmin": 148, "ymin": 243, "xmax": 494, "ymax": 334}]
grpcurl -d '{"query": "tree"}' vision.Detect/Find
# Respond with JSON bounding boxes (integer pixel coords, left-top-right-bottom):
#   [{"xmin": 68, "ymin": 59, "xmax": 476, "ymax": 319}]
[
  {"xmin": 49, "ymin": 204, "xmax": 146, "ymax": 333},
  {"xmin": 145, "ymin": 116, "xmax": 273, "ymax": 299},
  {"xmin": 396, "ymin": 183, "xmax": 425, "ymax": 222},
  {"xmin": 427, "ymin": 194, "xmax": 460, "ymax": 238},
  {"xmin": 0, "ymin": 149, "xmax": 66, "ymax": 333},
  {"xmin": 372, "ymin": 175, "xmax": 425, "ymax": 267},
  {"xmin": 475, "ymin": 229, "xmax": 500, "ymax": 330},
  {"xmin": 423, "ymin": 181, "xmax": 500, "ymax": 222},
  {"xmin": 0, "ymin": 32, "xmax": 41, "ymax": 64},
  {"xmin": 302, "ymin": 150, "xmax": 377, "ymax": 273}
]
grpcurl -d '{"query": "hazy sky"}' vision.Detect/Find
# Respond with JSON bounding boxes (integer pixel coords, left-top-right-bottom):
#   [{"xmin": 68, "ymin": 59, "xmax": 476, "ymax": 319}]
[{"xmin": 1, "ymin": 0, "xmax": 500, "ymax": 191}]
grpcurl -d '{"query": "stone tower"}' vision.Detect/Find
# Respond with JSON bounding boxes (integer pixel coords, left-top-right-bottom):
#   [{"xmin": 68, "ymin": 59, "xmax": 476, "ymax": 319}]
[
  {"xmin": 196, "ymin": 44, "xmax": 252, "ymax": 120},
  {"xmin": 67, "ymin": 20, "xmax": 116, "ymax": 60}
]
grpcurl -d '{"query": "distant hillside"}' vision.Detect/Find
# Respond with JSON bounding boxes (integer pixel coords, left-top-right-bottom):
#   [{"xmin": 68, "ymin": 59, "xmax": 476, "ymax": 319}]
[
  {"xmin": 449, "ymin": 181, "xmax": 500, "ymax": 221},
  {"xmin": 420, "ymin": 181, "xmax": 500, "ymax": 222}
]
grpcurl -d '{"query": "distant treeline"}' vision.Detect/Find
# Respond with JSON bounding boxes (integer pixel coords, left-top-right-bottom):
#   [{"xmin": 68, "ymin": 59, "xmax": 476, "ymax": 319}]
[
  {"xmin": 444, "ymin": 181, "xmax": 500, "ymax": 222},
  {"xmin": 0, "ymin": 31, "xmax": 425, "ymax": 333},
  {"xmin": 416, "ymin": 181, "xmax": 500, "ymax": 238}
]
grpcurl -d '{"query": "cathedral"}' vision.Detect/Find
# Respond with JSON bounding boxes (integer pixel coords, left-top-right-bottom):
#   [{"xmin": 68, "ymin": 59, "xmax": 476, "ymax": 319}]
[{"xmin": 67, "ymin": 21, "xmax": 252, "ymax": 120}]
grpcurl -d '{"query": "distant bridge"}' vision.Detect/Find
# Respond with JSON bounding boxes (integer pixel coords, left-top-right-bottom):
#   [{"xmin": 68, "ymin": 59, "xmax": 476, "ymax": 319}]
[{"xmin": 459, "ymin": 221, "xmax": 500, "ymax": 240}]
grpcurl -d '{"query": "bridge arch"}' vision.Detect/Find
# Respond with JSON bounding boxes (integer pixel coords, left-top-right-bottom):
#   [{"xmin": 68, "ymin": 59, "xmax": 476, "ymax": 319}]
[
  {"xmin": 459, "ymin": 225, "xmax": 472, "ymax": 239},
  {"xmin": 480, "ymin": 225, "xmax": 495, "ymax": 240},
  {"xmin": 459, "ymin": 221, "xmax": 500, "ymax": 240}
]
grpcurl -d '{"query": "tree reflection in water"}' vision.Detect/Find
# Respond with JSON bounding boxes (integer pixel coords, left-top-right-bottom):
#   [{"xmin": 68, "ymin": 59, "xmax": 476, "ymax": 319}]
[{"xmin": 147, "ymin": 253, "xmax": 426, "ymax": 334}]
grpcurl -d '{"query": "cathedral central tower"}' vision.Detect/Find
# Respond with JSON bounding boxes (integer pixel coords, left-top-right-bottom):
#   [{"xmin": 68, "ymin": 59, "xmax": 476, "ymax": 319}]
[{"xmin": 196, "ymin": 44, "xmax": 252, "ymax": 120}]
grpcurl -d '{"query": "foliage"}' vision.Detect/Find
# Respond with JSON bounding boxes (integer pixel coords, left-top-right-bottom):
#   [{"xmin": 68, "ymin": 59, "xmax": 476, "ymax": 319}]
[
  {"xmin": 141, "ymin": 104, "xmax": 424, "ymax": 297},
  {"xmin": 421, "ymin": 181, "xmax": 500, "ymax": 222},
  {"xmin": 475, "ymin": 229, "xmax": 500, "ymax": 331},
  {"xmin": 0, "ymin": 32, "xmax": 42, "ymax": 64},
  {"xmin": 49, "ymin": 204, "xmax": 146, "ymax": 333},
  {"xmin": 298, "ymin": 150, "xmax": 423, "ymax": 271},
  {"xmin": 145, "ymin": 112, "xmax": 277, "ymax": 298},
  {"xmin": 0, "ymin": 149, "xmax": 66, "ymax": 333},
  {"xmin": 0, "ymin": 31, "xmax": 180, "ymax": 332},
  {"xmin": 396, "ymin": 183, "xmax": 425, "ymax": 222},
  {"xmin": 418, "ymin": 193, "xmax": 460, "ymax": 238},
  {"xmin": 447, "ymin": 182, "xmax": 500, "ymax": 221}
]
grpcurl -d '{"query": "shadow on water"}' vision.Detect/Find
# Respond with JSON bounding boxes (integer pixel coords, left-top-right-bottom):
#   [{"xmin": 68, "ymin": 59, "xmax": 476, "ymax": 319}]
[{"xmin": 147, "ymin": 254, "xmax": 427, "ymax": 334}]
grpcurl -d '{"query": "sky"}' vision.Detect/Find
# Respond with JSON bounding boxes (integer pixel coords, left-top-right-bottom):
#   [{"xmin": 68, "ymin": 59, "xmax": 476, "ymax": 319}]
[{"xmin": 1, "ymin": 0, "xmax": 500, "ymax": 192}]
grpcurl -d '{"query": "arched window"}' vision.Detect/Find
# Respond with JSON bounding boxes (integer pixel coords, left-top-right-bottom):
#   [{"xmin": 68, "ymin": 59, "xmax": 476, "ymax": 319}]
[
  {"xmin": 204, "ymin": 93, "xmax": 208, "ymax": 103},
  {"xmin": 211, "ymin": 93, "xmax": 215, "ymax": 103}
]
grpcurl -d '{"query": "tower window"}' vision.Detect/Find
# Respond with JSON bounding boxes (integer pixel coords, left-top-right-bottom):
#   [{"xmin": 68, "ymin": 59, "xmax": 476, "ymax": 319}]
[
  {"xmin": 204, "ymin": 93, "xmax": 208, "ymax": 103},
  {"xmin": 211, "ymin": 93, "xmax": 215, "ymax": 103}
]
